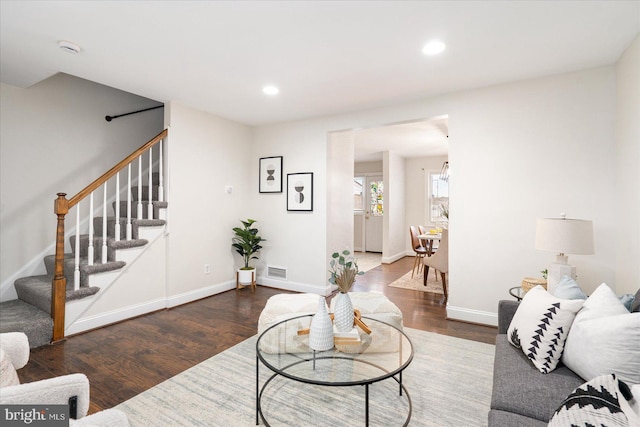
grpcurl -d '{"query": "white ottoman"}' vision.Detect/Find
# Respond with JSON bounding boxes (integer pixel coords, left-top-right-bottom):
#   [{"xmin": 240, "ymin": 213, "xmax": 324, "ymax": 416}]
[
  {"xmin": 258, "ymin": 293, "xmax": 324, "ymax": 353},
  {"xmin": 330, "ymin": 291, "xmax": 403, "ymax": 353}
]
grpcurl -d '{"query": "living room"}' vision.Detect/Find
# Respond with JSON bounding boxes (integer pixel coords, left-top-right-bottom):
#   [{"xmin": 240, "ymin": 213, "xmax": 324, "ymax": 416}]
[{"xmin": 1, "ymin": 1, "xmax": 639, "ymax": 426}]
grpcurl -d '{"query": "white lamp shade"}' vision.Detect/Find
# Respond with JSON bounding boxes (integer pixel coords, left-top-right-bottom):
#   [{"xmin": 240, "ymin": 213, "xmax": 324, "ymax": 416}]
[{"xmin": 535, "ymin": 218, "xmax": 594, "ymax": 255}]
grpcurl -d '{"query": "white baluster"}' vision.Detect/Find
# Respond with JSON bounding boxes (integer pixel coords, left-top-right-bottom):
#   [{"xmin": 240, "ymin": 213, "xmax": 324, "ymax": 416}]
[
  {"xmin": 137, "ymin": 156, "xmax": 143, "ymax": 220},
  {"xmin": 74, "ymin": 202, "xmax": 80, "ymax": 291},
  {"xmin": 102, "ymin": 182, "xmax": 108, "ymax": 264},
  {"xmin": 114, "ymin": 171, "xmax": 121, "ymax": 242},
  {"xmin": 88, "ymin": 192, "xmax": 94, "ymax": 266},
  {"xmin": 148, "ymin": 146, "xmax": 153, "ymax": 219},
  {"xmin": 158, "ymin": 139, "xmax": 164, "ymax": 202},
  {"xmin": 126, "ymin": 164, "xmax": 132, "ymax": 240}
]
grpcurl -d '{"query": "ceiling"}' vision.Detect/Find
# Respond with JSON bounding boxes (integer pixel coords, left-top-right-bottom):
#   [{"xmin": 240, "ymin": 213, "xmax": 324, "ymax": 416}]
[
  {"xmin": 354, "ymin": 116, "xmax": 448, "ymax": 162},
  {"xmin": 1, "ymin": 1, "xmax": 638, "ymax": 129}
]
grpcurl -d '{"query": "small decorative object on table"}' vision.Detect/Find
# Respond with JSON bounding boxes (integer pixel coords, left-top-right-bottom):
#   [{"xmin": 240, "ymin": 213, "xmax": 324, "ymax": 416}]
[
  {"xmin": 329, "ymin": 249, "xmax": 365, "ymax": 333},
  {"xmin": 309, "ymin": 296, "xmax": 334, "ymax": 351},
  {"xmin": 521, "ymin": 277, "xmax": 547, "ymax": 292}
]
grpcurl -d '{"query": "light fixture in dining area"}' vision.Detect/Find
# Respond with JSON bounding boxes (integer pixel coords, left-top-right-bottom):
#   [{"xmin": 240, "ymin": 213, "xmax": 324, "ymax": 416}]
[{"xmin": 439, "ymin": 161, "xmax": 449, "ymax": 181}]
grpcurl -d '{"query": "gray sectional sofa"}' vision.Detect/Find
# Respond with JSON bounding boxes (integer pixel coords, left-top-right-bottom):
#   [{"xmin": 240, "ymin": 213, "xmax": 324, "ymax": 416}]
[{"xmin": 488, "ymin": 300, "xmax": 585, "ymax": 426}]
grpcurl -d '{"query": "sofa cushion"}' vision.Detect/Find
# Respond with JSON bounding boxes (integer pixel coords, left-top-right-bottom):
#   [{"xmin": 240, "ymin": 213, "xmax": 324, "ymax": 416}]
[
  {"xmin": 491, "ymin": 335, "xmax": 584, "ymax": 422},
  {"xmin": 562, "ymin": 283, "xmax": 640, "ymax": 385},
  {"xmin": 548, "ymin": 374, "xmax": 638, "ymax": 427},
  {"xmin": 488, "ymin": 409, "xmax": 547, "ymax": 427},
  {"xmin": 507, "ymin": 285, "xmax": 583, "ymax": 373}
]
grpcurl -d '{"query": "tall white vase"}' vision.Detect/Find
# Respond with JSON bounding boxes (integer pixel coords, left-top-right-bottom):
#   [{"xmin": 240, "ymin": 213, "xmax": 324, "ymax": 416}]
[
  {"xmin": 309, "ymin": 296, "xmax": 334, "ymax": 351},
  {"xmin": 333, "ymin": 292, "xmax": 354, "ymax": 333}
]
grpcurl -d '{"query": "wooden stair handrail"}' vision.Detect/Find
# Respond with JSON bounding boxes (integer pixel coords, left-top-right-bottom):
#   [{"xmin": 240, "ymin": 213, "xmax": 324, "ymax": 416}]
[
  {"xmin": 68, "ymin": 129, "xmax": 167, "ymax": 208},
  {"xmin": 51, "ymin": 128, "xmax": 167, "ymax": 343}
]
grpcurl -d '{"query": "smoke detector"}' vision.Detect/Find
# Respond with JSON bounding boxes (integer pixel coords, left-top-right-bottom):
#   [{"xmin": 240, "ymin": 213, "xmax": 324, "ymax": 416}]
[{"xmin": 58, "ymin": 40, "xmax": 81, "ymax": 54}]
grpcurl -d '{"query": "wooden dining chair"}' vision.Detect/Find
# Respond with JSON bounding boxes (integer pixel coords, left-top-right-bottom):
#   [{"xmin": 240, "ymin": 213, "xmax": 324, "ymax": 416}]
[
  {"xmin": 410, "ymin": 226, "xmax": 428, "ymax": 278},
  {"xmin": 423, "ymin": 228, "xmax": 448, "ymax": 302},
  {"xmin": 418, "ymin": 225, "xmax": 438, "ymax": 256}
]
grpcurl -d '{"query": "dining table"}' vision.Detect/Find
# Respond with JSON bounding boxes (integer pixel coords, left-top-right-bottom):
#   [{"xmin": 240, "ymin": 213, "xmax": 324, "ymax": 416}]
[{"xmin": 417, "ymin": 232, "xmax": 441, "ymax": 256}]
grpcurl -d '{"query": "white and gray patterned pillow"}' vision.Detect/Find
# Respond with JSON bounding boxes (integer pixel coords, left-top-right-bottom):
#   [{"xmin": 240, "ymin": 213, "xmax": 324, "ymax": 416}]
[
  {"xmin": 548, "ymin": 374, "xmax": 638, "ymax": 427},
  {"xmin": 507, "ymin": 285, "xmax": 583, "ymax": 373}
]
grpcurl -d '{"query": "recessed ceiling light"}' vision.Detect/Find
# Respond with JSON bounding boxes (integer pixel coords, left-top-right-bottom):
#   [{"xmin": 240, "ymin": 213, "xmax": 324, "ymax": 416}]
[
  {"xmin": 262, "ymin": 85, "xmax": 279, "ymax": 96},
  {"xmin": 422, "ymin": 40, "xmax": 446, "ymax": 56},
  {"xmin": 58, "ymin": 40, "xmax": 81, "ymax": 54}
]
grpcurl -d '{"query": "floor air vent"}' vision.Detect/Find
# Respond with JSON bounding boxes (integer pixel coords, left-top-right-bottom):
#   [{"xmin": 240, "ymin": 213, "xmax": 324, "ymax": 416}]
[{"xmin": 267, "ymin": 266, "xmax": 287, "ymax": 280}]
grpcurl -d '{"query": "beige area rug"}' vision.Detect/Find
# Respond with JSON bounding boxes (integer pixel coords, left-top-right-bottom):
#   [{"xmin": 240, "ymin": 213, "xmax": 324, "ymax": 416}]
[
  {"xmin": 117, "ymin": 328, "xmax": 495, "ymax": 426},
  {"xmin": 388, "ymin": 268, "xmax": 444, "ymax": 294}
]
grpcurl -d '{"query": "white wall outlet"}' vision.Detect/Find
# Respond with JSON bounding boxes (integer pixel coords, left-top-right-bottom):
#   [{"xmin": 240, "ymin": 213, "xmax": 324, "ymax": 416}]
[{"xmin": 204, "ymin": 264, "xmax": 211, "ymax": 274}]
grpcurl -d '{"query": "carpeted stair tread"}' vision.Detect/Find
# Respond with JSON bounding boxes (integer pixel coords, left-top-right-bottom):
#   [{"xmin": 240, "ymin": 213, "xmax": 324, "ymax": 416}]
[
  {"xmin": 112, "ymin": 201, "xmax": 168, "ymax": 220},
  {"xmin": 14, "ymin": 275, "xmax": 100, "ymax": 315},
  {"xmin": 44, "ymin": 253, "xmax": 74, "ymax": 275},
  {"xmin": 0, "ymin": 299, "xmax": 53, "ymax": 348},
  {"xmin": 110, "ymin": 238, "xmax": 149, "ymax": 250},
  {"xmin": 83, "ymin": 260, "xmax": 126, "ymax": 274},
  {"xmin": 93, "ymin": 217, "xmax": 166, "ymax": 240}
]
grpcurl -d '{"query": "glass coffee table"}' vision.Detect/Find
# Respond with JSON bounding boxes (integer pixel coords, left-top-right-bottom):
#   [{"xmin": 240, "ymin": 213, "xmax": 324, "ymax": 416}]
[{"xmin": 256, "ymin": 314, "xmax": 413, "ymax": 426}]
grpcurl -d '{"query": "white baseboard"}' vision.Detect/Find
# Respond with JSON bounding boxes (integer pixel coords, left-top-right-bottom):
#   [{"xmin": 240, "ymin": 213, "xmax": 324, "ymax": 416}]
[
  {"xmin": 259, "ymin": 276, "xmax": 330, "ymax": 295},
  {"xmin": 446, "ymin": 305, "xmax": 498, "ymax": 327},
  {"xmin": 166, "ymin": 281, "xmax": 235, "ymax": 308},
  {"xmin": 65, "ymin": 297, "xmax": 167, "ymax": 336},
  {"xmin": 382, "ymin": 251, "xmax": 410, "ymax": 264}
]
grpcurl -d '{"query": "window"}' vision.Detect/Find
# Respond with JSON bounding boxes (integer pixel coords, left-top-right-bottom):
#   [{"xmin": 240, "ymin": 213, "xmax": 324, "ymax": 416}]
[
  {"xmin": 353, "ymin": 177, "xmax": 364, "ymax": 211},
  {"xmin": 428, "ymin": 172, "xmax": 449, "ymax": 224}
]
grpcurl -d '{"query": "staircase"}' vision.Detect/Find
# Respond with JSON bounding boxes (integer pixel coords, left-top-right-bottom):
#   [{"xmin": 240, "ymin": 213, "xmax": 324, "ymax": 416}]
[{"xmin": 0, "ymin": 130, "xmax": 167, "ymax": 347}]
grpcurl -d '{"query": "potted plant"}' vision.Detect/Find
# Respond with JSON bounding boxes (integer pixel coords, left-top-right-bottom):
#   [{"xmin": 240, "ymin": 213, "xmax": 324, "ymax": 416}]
[
  {"xmin": 232, "ymin": 219, "xmax": 265, "ymax": 284},
  {"xmin": 329, "ymin": 249, "xmax": 364, "ymax": 332}
]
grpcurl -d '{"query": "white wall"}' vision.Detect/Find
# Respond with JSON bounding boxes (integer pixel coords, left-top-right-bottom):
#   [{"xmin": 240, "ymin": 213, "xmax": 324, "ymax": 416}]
[
  {"xmin": 251, "ymin": 120, "xmax": 328, "ymax": 293},
  {"xmin": 327, "ymin": 131, "xmax": 355, "ymax": 292},
  {"xmin": 383, "ymin": 151, "xmax": 406, "ymax": 263},
  {"xmin": 254, "ymin": 66, "xmax": 621, "ymax": 326},
  {"xmin": 615, "ymin": 34, "xmax": 640, "ymax": 295},
  {"xmin": 164, "ymin": 102, "xmax": 253, "ymax": 300},
  {"xmin": 0, "ymin": 73, "xmax": 163, "ymax": 299}
]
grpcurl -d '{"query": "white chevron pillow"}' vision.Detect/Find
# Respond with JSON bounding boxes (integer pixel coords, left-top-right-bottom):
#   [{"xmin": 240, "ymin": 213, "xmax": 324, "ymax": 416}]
[{"xmin": 507, "ymin": 285, "xmax": 584, "ymax": 373}]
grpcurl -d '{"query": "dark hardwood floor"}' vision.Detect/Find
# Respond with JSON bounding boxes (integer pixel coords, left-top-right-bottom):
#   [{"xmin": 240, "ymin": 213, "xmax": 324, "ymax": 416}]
[{"xmin": 17, "ymin": 256, "xmax": 496, "ymax": 414}]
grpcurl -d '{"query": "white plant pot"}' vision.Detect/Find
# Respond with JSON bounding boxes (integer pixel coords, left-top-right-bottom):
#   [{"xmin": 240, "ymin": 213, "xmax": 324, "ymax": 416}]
[{"xmin": 237, "ymin": 268, "xmax": 255, "ymax": 284}]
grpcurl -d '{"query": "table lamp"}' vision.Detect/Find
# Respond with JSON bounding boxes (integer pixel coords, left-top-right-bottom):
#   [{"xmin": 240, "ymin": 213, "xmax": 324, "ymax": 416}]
[{"xmin": 535, "ymin": 213, "xmax": 594, "ymax": 293}]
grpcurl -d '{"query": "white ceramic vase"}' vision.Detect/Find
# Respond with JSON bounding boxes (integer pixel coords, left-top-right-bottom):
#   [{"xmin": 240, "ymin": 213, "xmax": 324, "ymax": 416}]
[
  {"xmin": 333, "ymin": 292, "xmax": 354, "ymax": 333},
  {"xmin": 309, "ymin": 296, "xmax": 334, "ymax": 351}
]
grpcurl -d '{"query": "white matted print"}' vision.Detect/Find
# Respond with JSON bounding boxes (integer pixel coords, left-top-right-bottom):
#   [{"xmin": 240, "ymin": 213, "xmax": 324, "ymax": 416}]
[
  {"xmin": 287, "ymin": 172, "xmax": 313, "ymax": 211},
  {"xmin": 259, "ymin": 156, "xmax": 283, "ymax": 193}
]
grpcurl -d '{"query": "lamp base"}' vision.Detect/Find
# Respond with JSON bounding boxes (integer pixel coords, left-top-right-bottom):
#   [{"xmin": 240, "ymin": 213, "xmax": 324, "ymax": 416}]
[{"xmin": 546, "ymin": 255, "xmax": 575, "ymax": 294}]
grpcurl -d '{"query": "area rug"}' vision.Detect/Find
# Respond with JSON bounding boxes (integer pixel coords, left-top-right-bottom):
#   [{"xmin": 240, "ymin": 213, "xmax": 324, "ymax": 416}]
[
  {"xmin": 388, "ymin": 268, "xmax": 444, "ymax": 294},
  {"xmin": 116, "ymin": 328, "xmax": 494, "ymax": 426}
]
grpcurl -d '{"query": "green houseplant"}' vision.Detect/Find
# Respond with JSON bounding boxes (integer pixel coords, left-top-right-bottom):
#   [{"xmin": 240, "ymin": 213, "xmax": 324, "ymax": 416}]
[
  {"xmin": 232, "ymin": 219, "xmax": 265, "ymax": 283},
  {"xmin": 329, "ymin": 249, "xmax": 364, "ymax": 332}
]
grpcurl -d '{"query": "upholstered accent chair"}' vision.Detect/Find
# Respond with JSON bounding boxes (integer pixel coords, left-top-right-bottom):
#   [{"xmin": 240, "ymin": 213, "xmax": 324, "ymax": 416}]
[{"xmin": 0, "ymin": 332, "xmax": 130, "ymax": 426}]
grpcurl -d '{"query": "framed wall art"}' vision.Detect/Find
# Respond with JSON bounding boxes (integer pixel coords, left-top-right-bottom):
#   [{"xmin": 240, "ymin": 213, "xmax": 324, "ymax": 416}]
[
  {"xmin": 287, "ymin": 172, "xmax": 313, "ymax": 211},
  {"xmin": 259, "ymin": 156, "xmax": 283, "ymax": 193}
]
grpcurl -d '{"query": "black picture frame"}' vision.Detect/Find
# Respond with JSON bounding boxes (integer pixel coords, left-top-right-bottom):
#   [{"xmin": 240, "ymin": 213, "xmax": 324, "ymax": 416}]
[
  {"xmin": 287, "ymin": 172, "xmax": 313, "ymax": 211},
  {"xmin": 259, "ymin": 156, "xmax": 283, "ymax": 193}
]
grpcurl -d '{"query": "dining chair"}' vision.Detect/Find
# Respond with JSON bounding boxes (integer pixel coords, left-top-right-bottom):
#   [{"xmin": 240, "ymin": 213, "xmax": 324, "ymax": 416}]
[
  {"xmin": 423, "ymin": 228, "xmax": 448, "ymax": 302},
  {"xmin": 418, "ymin": 225, "xmax": 438, "ymax": 256},
  {"xmin": 409, "ymin": 226, "xmax": 428, "ymax": 278}
]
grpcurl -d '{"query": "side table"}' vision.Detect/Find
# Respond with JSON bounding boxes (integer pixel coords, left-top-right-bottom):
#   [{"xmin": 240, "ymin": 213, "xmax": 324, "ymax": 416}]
[{"xmin": 508, "ymin": 286, "xmax": 525, "ymax": 301}]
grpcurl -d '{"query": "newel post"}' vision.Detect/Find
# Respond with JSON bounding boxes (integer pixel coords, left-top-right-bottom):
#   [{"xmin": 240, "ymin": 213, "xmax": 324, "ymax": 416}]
[{"xmin": 52, "ymin": 193, "xmax": 69, "ymax": 343}]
